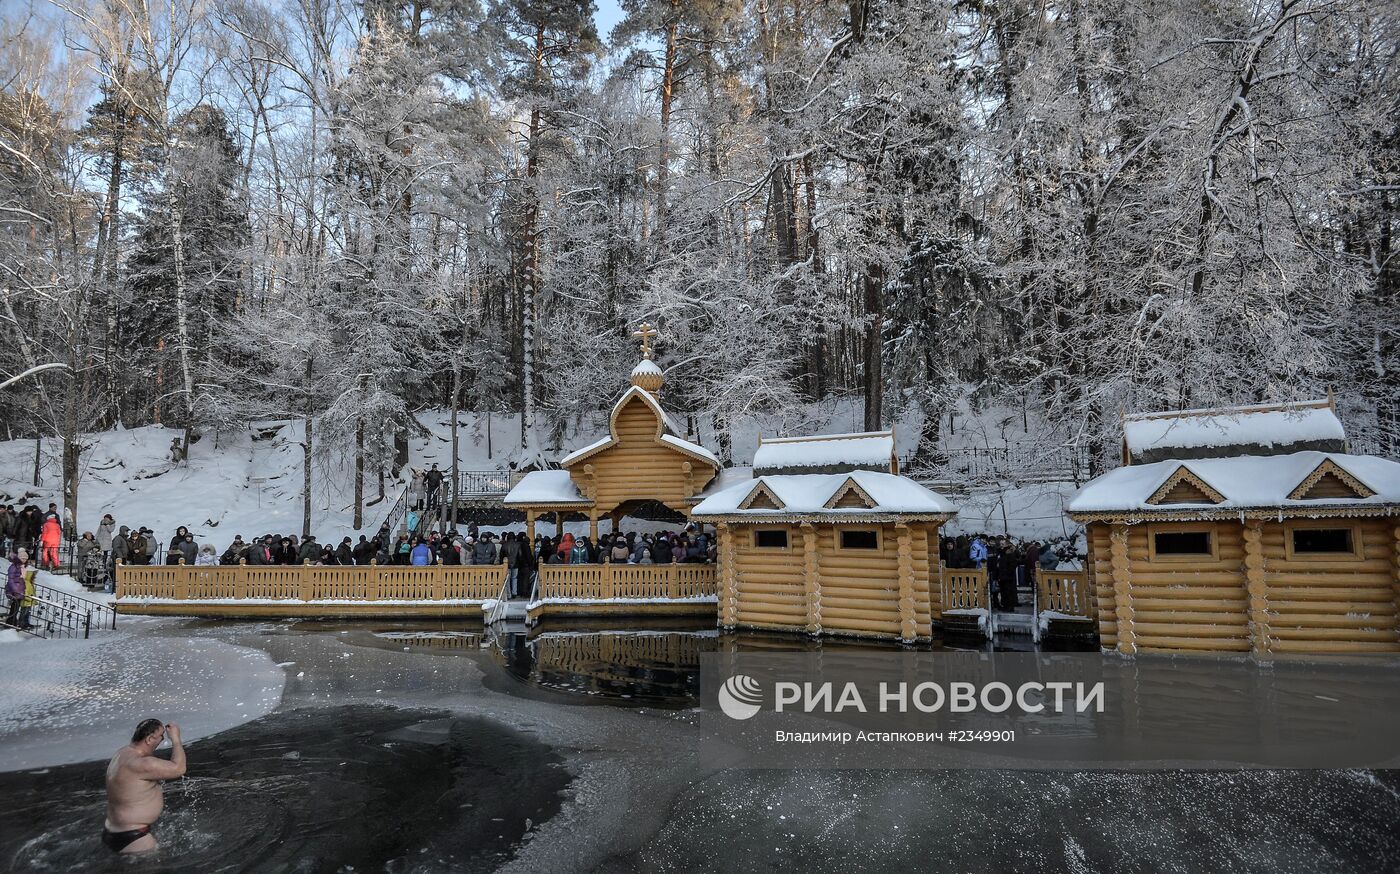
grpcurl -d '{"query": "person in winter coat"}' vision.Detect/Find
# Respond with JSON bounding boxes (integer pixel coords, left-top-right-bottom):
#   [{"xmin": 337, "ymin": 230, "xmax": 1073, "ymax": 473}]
[
  {"xmin": 221, "ymin": 536, "xmax": 246, "ymax": 565},
  {"xmin": 410, "ymin": 539, "xmax": 431, "ymax": 566},
  {"xmin": 556, "ymin": 533, "xmax": 576, "ymax": 565},
  {"xmin": 394, "ymin": 535, "xmax": 411, "ymax": 565},
  {"xmin": 97, "ymin": 515, "xmax": 115, "ymax": 557},
  {"xmin": 609, "ymin": 537, "xmax": 629, "ymax": 563},
  {"xmin": 195, "ymin": 544, "xmax": 219, "ymax": 566},
  {"xmin": 335, "ymin": 537, "xmax": 353, "ymax": 566},
  {"xmin": 178, "ymin": 535, "xmax": 198, "ymax": 565},
  {"xmin": 670, "ymin": 538, "xmax": 687, "ymax": 564},
  {"xmin": 473, "ymin": 536, "xmax": 497, "ymax": 566},
  {"xmin": 76, "ymin": 532, "xmax": 104, "ymax": 588},
  {"xmin": 244, "ymin": 537, "xmax": 272, "ymax": 565},
  {"xmin": 110, "ymin": 525, "xmax": 131, "ymax": 567},
  {"xmin": 351, "ymin": 535, "xmax": 372, "ymax": 566},
  {"xmin": 273, "ymin": 537, "xmax": 297, "ymax": 565},
  {"xmin": 18, "ymin": 565, "xmax": 37, "ymax": 629},
  {"xmin": 635, "ymin": 545, "xmax": 654, "ymax": 565},
  {"xmin": 409, "ymin": 469, "xmax": 426, "ymax": 511},
  {"xmin": 569, "ymin": 537, "xmax": 590, "ymax": 565},
  {"xmin": 374, "ymin": 540, "xmax": 392, "ymax": 565},
  {"xmin": 39, "ymin": 515, "xmax": 63, "ymax": 570},
  {"xmin": 141, "ymin": 528, "xmax": 158, "ymax": 564},
  {"xmin": 970, "ymin": 536, "xmax": 988, "ymax": 569},
  {"xmin": 424, "ymin": 464, "xmax": 444, "ymax": 510},
  {"xmin": 5, "ymin": 550, "xmax": 26, "ymax": 627},
  {"xmin": 297, "ymin": 536, "xmax": 320, "ymax": 565},
  {"xmin": 169, "ymin": 526, "xmax": 190, "ymax": 556},
  {"xmin": 318, "ymin": 545, "xmax": 339, "ymax": 566}
]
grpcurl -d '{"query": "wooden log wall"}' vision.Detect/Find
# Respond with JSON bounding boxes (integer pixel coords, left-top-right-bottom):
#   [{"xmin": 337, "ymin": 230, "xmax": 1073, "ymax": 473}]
[
  {"xmin": 1088, "ymin": 523, "xmax": 1116, "ymax": 649},
  {"xmin": 1258, "ymin": 519, "xmax": 1397, "ymax": 653},
  {"xmin": 1087, "ymin": 517, "xmax": 1400, "ymax": 655},
  {"xmin": 719, "ymin": 522, "xmax": 939, "ymax": 643},
  {"xmin": 569, "ymin": 395, "xmax": 714, "ymax": 514}
]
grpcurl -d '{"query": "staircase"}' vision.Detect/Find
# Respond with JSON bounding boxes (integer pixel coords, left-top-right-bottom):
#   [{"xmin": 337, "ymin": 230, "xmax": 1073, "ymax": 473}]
[{"xmin": 3, "ymin": 580, "xmax": 117, "ymax": 640}]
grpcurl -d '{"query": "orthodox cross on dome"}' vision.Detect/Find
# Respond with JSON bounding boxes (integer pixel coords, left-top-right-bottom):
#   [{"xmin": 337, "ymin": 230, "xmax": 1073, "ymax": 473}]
[{"xmin": 631, "ymin": 322, "xmax": 659, "ymax": 360}]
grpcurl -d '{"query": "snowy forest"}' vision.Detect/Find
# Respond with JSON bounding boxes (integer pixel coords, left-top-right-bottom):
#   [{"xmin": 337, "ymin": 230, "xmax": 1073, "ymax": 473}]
[{"xmin": 2, "ymin": 0, "xmax": 1398, "ymax": 524}]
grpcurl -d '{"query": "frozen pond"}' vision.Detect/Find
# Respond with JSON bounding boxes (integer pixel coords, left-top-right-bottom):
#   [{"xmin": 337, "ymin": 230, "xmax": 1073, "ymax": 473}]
[{"xmin": 1, "ymin": 619, "xmax": 1398, "ymax": 873}]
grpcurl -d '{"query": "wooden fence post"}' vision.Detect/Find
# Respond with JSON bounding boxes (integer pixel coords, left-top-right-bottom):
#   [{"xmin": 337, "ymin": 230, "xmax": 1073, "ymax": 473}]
[
  {"xmin": 368, "ymin": 560, "xmax": 381, "ymax": 601},
  {"xmin": 175, "ymin": 561, "xmax": 189, "ymax": 600},
  {"xmin": 433, "ymin": 560, "xmax": 445, "ymax": 600},
  {"xmin": 300, "ymin": 560, "xmax": 313, "ymax": 601},
  {"xmin": 668, "ymin": 561, "xmax": 679, "ymax": 599},
  {"xmin": 235, "ymin": 559, "xmax": 248, "ymax": 599}
]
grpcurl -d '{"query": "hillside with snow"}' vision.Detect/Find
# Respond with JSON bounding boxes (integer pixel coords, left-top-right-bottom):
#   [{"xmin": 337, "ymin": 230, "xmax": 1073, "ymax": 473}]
[{"xmin": 0, "ymin": 399, "xmax": 1084, "ymax": 554}]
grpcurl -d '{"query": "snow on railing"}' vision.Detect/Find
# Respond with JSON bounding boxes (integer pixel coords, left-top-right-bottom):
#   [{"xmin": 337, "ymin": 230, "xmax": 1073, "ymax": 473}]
[
  {"xmin": 533, "ymin": 562, "xmax": 716, "ymax": 601},
  {"xmin": 1036, "ymin": 569, "xmax": 1092, "ymax": 618},
  {"xmin": 115, "ymin": 560, "xmax": 506, "ymax": 602}
]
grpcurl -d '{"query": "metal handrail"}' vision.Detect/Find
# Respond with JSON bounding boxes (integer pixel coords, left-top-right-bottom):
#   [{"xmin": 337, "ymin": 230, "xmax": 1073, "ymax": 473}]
[
  {"xmin": 485, "ymin": 572, "xmax": 512, "ymax": 624},
  {"xmin": 31, "ymin": 581, "xmax": 118, "ymax": 630}
]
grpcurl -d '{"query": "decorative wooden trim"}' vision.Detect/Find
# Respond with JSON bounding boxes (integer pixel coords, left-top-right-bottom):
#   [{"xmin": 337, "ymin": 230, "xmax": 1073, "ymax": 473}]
[
  {"xmin": 801, "ymin": 523, "xmax": 820, "ymax": 634},
  {"xmin": 1242, "ymin": 520, "xmax": 1268, "ymax": 656},
  {"xmin": 1286, "ymin": 459, "xmax": 1377, "ymax": 500},
  {"xmin": 718, "ymin": 522, "xmax": 738, "ymax": 628},
  {"xmin": 1145, "ymin": 522, "xmax": 1218, "ymax": 562},
  {"xmin": 1109, "ymin": 524, "xmax": 1135, "ymax": 655},
  {"xmin": 694, "ymin": 512, "xmax": 958, "ymax": 524},
  {"xmin": 823, "ymin": 476, "xmax": 878, "ymax": 510},
  {"xmin": 896, "ymin": 523, "xmax": 916, "ymax": 642},
  {"xmin": 832, "ymin": 526, "xmax": 884, "ymax": 553},
  {"xmin": 740, "ymin": 481, "xmax": 787, "ymax": 511},
  {"xmin": 1068, "ymin": 505, "xmax": 1399, "ymax": 524},
  {"xmin": 1281, "ymin": 519, "xmax": 1364, "ymax": 561},
  {"xmin": 749, "ymin": 527, "xmax": 793, "ymax": 551},
  {"xmin": 1145, "ymin": 466, "xmax": 1226, "ymax": 506}
]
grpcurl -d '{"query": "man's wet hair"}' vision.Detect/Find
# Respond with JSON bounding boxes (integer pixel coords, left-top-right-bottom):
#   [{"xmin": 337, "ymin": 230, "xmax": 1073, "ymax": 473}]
[{"xmin": 132, "ymin": 718, "xmax": 164, "ymax": 744}]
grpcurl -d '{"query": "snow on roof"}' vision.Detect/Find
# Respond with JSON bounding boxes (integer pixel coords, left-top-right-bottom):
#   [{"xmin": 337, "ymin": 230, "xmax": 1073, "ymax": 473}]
[
  {"xmin": 686, "ymin": 466, "xmax": 754, "ymax": 503},
  {"xmin": 631, "ymin": 359, "xmax": 663, "ymax": 376},
  {"xmin": 1068, "ymin": 451, "xmax": 1400, "ymax": 516},
  {"xmin": 1123, "ymin": 401, "xmax": 1346, "ymax": 464},
  {"xmin": 659, "ymin": 433, "xmax": 720, "ymax": 467},
  {"xmin": 752, "ymin": 430, "xmax": 894, "ymax": 475},
  {"xmin": 691, "ymin": 470, "xmax": 956, "ymax": 518},
  {"xmin": 558, "ymin": 436, "xmax": 613, "ymax": 467},
  {"xmin": 503, "ymin": 470, "xmax": 590, "ymax": 505}
]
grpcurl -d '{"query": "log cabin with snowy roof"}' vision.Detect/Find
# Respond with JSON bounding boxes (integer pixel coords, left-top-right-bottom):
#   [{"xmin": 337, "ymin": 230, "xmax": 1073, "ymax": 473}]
[
  {"xmin": 1067, "ymin": 398, "xmax": 1400, "ymax": 656},
  {"xmin": 692, "ymin": 431, "xmax": 959, "ymax": 644}
]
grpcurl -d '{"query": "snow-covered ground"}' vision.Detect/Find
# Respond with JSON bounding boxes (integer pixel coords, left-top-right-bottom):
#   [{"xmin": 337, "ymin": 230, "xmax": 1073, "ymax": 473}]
[{"xmin": 0, "ymin": 631, "xmax": 285, "ymax": 771}]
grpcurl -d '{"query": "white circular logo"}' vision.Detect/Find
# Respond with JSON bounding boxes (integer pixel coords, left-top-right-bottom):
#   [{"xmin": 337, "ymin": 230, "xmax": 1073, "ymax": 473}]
[{"xmin": 718, "ymin": 674, "xmax": 763, "ymax": 720}]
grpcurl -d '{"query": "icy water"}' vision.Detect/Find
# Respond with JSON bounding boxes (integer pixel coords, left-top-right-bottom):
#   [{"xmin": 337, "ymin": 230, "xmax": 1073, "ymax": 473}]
[{"xmin": 1, "ymin": 619, "xmax": 1398, "ymax": 873}]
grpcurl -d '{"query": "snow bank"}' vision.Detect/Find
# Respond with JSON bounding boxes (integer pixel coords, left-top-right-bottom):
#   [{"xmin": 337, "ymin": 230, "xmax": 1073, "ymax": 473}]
[{"xmin": 0, "ymin": 633, "xmax": 285, "ymax": 771}]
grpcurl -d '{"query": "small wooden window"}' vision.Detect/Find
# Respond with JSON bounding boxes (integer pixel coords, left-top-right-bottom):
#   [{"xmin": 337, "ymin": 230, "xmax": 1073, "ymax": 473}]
[
  {"xmin": 1285, "ymin": 523, "xmax": 1362, "ymax": 561},
  {"xmin": 752, "ymin": 529, "xmax": 789, "ymax": 549},
  {"xmin": 1149, "ymin": 529, "xmax": 1214, "ymax": 560},
  {"xmin": 838, "ymin": 529, "xmax": 881, "ymax": 550}
]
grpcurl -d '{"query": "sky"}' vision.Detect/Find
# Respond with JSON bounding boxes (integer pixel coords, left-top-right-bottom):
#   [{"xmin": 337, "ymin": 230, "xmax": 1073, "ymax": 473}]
[{"xmin": 594, "ymin": 0, "xmax": 626, "ymax": 43}]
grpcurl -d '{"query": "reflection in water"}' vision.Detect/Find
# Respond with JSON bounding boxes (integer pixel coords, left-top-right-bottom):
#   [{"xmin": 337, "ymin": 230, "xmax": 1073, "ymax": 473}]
[
  {"xmin": 0, "ymin": 706, "xmax": 569, "ymax": 874},
  {"xmin": 485, "ymin": 621, "xmax": 1076, "ymax": 707}
]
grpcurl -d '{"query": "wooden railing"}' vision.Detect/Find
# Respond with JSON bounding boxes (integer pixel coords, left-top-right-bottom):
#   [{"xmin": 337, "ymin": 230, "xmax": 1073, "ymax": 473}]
[
  {"xmin": 940, "ymin": 567, "xmax": 989, "ymax": 612},
  {"xmin": 116, "ymin": 562, "xmax": 506, "ymax": 602},
  {"xmin": 1036, "ymin": 569, "xmax": 1092, "ymax": 618},
  {"xmin": 535, "ymin": 563, "xmax": 717, "ymax": 601}
]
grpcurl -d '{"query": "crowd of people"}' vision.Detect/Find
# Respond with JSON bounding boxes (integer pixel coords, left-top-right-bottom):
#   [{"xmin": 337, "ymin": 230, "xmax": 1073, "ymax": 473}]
[
  {"xmin": 941, "ymin": 533, "xmax": 1069, "ymax": 610},
  {"xmin": 3, "ymin": 497, "xmax": 717, "ymax": 602}
]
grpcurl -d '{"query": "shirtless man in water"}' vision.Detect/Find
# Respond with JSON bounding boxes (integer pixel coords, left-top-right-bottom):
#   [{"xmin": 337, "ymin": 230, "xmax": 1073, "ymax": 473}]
[{"xmin": 103, "ymin": 719, "xmax": 186, "ymax": 853}]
